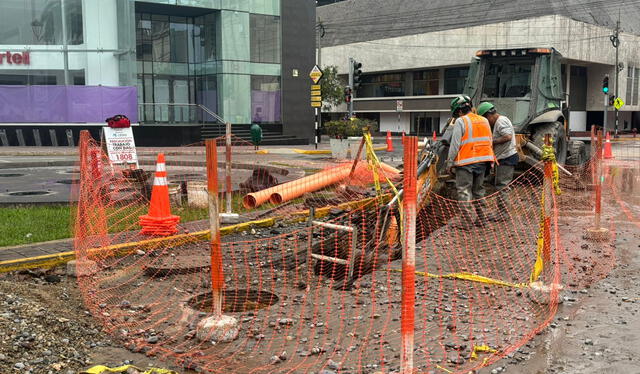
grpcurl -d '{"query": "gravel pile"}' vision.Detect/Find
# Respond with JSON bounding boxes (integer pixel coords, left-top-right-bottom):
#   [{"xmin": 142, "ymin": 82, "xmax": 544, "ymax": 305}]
[{"xmin": 0, "ymin": 273, "xmax": 114, "ymax": 374}]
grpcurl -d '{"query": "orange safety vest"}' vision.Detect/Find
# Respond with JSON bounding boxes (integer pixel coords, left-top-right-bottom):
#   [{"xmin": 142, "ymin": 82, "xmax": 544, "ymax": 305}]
[{"xmin": 454, "ymin": 113, "xmax": 496, "ymax": 166}]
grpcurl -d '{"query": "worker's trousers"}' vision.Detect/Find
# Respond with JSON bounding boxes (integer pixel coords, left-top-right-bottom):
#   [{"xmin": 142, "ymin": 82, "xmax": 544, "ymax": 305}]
[
  {"xmin": 495, "ymin": 163, "xmax": 515, "ymax": 211},
  {"xmin": 455, "ymin": 164, "xmax": 487, "ymax": 221}
]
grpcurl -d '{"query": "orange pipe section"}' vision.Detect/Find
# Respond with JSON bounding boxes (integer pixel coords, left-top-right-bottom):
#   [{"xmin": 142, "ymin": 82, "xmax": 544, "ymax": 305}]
[
  {"xmin": 242, "ymin": 162, "xmax": 400, "ymax": 209},
  {"xmin": 268, "ymin": 162, "xmax": 400, "ymax": 206}
]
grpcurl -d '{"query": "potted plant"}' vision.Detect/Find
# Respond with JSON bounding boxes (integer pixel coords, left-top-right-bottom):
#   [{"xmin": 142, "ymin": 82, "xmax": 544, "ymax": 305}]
[
  {"xmin": 345, "ymin": 119, "xmax": 374, "ymax": 160},
  {"xmin": 324, "ymin": 120, "xmax": 349, "ymax": 159},
  {"xmin": 324, "ymin": 118, "xmax": 375, "ymax": 159}
]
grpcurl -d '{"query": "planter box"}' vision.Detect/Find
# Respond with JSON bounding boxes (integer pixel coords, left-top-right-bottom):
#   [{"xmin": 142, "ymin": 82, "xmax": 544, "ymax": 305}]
[
  {"xmin": 329, "ymin": 138, "xmax": 349, "ymax": 159},
  {"xmin": 347, "ymin": 136, "xmax": 365, "ymax": 160}
]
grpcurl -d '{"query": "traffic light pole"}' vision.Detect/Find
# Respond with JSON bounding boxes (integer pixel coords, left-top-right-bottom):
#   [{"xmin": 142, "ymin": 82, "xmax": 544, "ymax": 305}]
[
  {"xmin": 613, "ymin": 14, "xmax": 620, "ymax": 138},
  {"xmin": 603, "ymin": 93, "xmax": 608, "ymax": 135},
  {"xmin": 348, "ymin": 57, "xmax": 354, "ymax": 119}
]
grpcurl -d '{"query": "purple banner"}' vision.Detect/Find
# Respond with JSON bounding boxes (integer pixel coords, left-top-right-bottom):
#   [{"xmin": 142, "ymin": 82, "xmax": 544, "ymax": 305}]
[
  {"xmin": 0, "ymin": 85, "xmax": 138, "ymax": 123},
  {"xmin": 251, "ymin": 90, "xmax": 281, "ymax": 123}
]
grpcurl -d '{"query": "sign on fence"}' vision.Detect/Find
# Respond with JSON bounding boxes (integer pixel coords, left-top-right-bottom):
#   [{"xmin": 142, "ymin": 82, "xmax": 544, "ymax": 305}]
[{"xmin": 103, "ymin": 127, "xmax": 139, "ymax": 167}]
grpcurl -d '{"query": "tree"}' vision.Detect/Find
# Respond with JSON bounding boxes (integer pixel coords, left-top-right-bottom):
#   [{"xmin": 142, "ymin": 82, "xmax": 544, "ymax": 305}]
[{"xmin": 320, "ymin": 65, "xmax": 346, "ymax": 110}]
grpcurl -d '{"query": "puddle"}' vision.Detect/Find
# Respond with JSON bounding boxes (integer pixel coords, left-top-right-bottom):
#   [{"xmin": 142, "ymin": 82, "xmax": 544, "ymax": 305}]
[{"xmin": 7, "ymin": 191, "xmax": 52, "ymax": 196}]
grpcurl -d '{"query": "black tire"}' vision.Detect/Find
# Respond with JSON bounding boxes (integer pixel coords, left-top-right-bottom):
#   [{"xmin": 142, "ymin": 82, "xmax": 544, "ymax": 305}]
[
  {"xmin": 532, "ymin": 121, "xmax": 568, "ymax": 164},
  {"xmin": 566, "ymin": 140, "xmax": 587, "ymax": 165}
]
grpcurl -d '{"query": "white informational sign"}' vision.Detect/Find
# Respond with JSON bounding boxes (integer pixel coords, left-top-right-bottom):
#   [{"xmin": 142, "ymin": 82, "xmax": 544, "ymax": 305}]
[
  {"xmin": 396, "ymin": 100, "xmax": 403, "ymax": 112},
  {"xmin": 103, "ymin": 127, "xmax": 139, "ymax": 167}
]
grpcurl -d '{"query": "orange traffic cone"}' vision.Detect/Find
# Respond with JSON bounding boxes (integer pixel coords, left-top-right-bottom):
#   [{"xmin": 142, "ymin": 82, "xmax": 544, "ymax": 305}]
[
  {"xmin": 139, "ymin": 153, "xmax": 180, "ymax": 236},
  {"xmin": 386, "ymin": 131, "xmax": 394, "ymax": 152},
  {"xmin": 432, "ymin": 131, "xmax": 437, "ymax": 141},
  {"xmin": 603, "ymin": 131, "xmax": 614, "ymax": 159}
]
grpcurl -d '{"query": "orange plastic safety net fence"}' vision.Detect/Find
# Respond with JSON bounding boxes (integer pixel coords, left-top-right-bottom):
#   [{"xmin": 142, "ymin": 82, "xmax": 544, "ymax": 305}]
[{"xmin": 71, "ymin": 130, "xmax": 639, "ymax": 373}]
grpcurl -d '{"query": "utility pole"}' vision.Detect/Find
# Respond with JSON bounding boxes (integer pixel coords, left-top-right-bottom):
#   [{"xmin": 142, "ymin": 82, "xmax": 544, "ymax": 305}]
[{"xmin": 611, "ymin": 10, "xmax": 621, "ymax": 138}]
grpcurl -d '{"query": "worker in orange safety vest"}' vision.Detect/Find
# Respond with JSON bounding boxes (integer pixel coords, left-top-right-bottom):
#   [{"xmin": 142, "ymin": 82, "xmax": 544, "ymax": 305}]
[{"xmin": 445, "ymin": 95, "xmax": 496, "ymax": 227}]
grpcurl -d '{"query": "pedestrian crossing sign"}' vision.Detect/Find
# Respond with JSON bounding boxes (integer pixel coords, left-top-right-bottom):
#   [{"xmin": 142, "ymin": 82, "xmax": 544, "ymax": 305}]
[{"xmin": 614, "ymin": 97, "xmax": 625, "ymax": 110}]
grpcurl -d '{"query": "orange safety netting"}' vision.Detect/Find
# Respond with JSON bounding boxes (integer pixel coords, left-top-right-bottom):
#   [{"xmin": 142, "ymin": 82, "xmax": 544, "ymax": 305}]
[{"xmin": 71, "ymin": 130, "xmax": 638, "ymax": 374}]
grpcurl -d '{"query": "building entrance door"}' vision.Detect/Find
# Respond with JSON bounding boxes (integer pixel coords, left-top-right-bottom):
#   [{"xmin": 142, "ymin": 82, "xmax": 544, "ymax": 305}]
[{"xmin": 411, "ymin": 113, "xmax": 435, "ymax": 137}]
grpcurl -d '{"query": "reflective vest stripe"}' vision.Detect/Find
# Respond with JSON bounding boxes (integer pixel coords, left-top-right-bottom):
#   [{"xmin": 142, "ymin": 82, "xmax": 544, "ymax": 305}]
[
  {"xmin": 457, "ymin": 155, "xmax": 496, "ymax": 164},
  {"xmin": 461, "ymin": 136, "xmax": 492, "ymax": 145}
]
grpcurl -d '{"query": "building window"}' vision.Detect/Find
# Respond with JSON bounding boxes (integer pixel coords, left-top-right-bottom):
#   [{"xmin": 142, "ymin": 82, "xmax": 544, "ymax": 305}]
[
  {"xmin": 251, "ymin": 75, "xmax": 281, "ymax": 123},
  {"xmin": 444, "ymin": 67, "xmax": 469, "ymax": 95},
  {"xmin": 0, "ymin": 0, "xmax": 83, "ymax": 45},
  {"xmin": 627, "ymin": 66, "xmax": 639, "ymax": 106},
  {"xmin": 358, "ymin": 73, "xmax": 405, "ymax": 97},
  {"xmin": 137, "ymin": 13, "xmax": 216, "ymax": 64},
  {"xmin": 136, "ymin": 11, "xmax": 218, "ymax": 123},
  {"xmin": 413, "ymin": 70, "xmax": 439, "ymax": 96},
  {"xmin": 250, "ymin": 15, "xmax": 281, "ymax": 64}
]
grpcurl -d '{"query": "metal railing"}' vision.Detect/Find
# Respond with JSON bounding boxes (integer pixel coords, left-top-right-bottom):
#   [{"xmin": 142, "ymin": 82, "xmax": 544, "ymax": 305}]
[{"xmin": 138, "ymin": 103, "xmax": 226, "ymax": 127}]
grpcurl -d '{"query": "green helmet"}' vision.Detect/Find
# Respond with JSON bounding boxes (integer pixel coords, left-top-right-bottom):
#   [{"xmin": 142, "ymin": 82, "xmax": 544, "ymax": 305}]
[
  {"xmin": 477, "ymin": 102, "xmax": 495, "ymax": 117},
  {"xmin": 450, "ymin": 95, "xmax": 472, "ymax": 115}
]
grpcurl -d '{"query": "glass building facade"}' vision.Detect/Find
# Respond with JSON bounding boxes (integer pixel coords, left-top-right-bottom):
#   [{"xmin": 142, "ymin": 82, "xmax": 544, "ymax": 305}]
[
  {"xmin": 0, "ymin": 0, "xmax": 284, "ymax": 126},
  {"xmin": 133, "ymin": 0, "xmax": 282, "ymax": 125}
]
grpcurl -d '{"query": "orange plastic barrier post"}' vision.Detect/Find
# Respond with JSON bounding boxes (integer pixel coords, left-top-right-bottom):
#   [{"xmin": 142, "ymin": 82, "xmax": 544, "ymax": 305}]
[
  {"xmin": 206, "ymin": 139, "xmax": 223, "ymax": 317},
  {"xmin": 590, "ymin": 125, "xmax": 596, "ymax": 186},
  {"xmin": 595, "ymin": 131, "xmax": 603, "ymax": 229},
  {"xmin": 401, "ymin": 136, "xmax": 417, "ymax": 374}
]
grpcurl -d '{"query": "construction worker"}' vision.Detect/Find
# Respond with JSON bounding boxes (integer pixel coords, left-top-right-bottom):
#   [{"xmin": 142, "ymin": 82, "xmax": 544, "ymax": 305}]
[
  {"xmin": 446, "ymin": 95, "xmax": 496, "ymax": 226},
  {"xmin": 477, "ymin": 102, "xmax": 519, "ymax": 220}
]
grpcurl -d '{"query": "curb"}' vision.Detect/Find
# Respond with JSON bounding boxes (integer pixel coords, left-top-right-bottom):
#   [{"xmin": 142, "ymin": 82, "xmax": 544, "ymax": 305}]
[
  {"xmin": 293, "ymin": 145, "xmax": 387, "ymax": 155},
  {"xmin": 0, "ymin": 196, "xmax": 378, "ymax": 273}
]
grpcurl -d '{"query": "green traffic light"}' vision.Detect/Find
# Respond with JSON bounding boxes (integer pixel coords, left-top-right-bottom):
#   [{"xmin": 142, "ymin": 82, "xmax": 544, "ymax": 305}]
[{"xmin": 603, "ymin": 87, "xmax": 609, "ymax": 93}]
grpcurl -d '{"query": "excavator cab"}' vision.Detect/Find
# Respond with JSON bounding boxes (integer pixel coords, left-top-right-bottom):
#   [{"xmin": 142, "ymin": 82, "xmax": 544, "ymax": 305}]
[{"xmin": 465, "ymin": 48, "xmax": 570, "ymax": 163}]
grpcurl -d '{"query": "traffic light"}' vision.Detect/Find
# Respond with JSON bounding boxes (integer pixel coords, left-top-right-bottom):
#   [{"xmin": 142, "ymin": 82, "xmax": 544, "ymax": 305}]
[
  {"xmin": 609, "ymin": 94, "xmax": 616, "ymax": 106},
  {"xmin": 344, "ymin": 86, "xmax": 352, "ymax": 103},
  {"xmin": 352, "ymin": 61, "xmax": 363, "ymax": 90},
  {"xmin": 602, "ymin": 75, "xmax": 609, "ymax": 93}
]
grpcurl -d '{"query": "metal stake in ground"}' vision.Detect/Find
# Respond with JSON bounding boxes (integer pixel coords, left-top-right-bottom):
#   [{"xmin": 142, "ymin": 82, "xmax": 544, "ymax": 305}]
[
  {"xmin": 221, "ymin": 122, "xmax": 240, "ymax": 224},
  {"xmin": 585, "ymin": 130, "xmax": 610, "ymax": 241},
  {"xmin": 199, "ymin": 139, "xmax": 240, "ymax": 343},
  {"xmin": 401, "ymin": 136, "xmax": 417, "ymax": 374}
]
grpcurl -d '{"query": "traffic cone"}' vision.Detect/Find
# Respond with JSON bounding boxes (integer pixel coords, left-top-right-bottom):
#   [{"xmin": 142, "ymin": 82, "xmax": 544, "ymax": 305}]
[
  {"xmin": 386, "ymin": 131, "xmax": 394, "ymax": 152},
  {"xmin": 603, "ymin": 131, "xmax": 614, "ymax": 159},
  {"xmin": 432, "ymin": 131, "xmax": 437, "ymax": 141},
  {"xmin": 139, "ymin": 153, "xmax": 180, "ymax": 236}
]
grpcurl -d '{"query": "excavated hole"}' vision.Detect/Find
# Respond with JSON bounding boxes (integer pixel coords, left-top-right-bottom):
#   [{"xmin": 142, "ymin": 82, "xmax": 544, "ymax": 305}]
[{"xmin": 188, "ymin": 289, "xmax": 279, "ymax": 313}]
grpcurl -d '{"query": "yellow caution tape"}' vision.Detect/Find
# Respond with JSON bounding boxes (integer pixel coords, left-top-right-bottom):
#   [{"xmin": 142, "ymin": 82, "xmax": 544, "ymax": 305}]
[
  {"xmin": 391, "ymin": 269, "xmax": 528, "ymax": 289},
  {"xmin": 530, "ymin": 191, "xmax": 546, "ymax": 284},
  {"xmin": 81, "ymin": 365, "xmax": 177, "ymax": 374},
  {"xmin": 470, "ymin": 344, "xmax": 498, "ymax": 360},
  {"xmin": 363, "ymin": 130, "xmax": 401, "ymax": 206},
  {"xmin": 541, "ymin": 142, "xmax": 562, "ymax": 195},
  {"xmin": 435, "ymin": 364, "xmax": 454, "ymax": 373}
]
